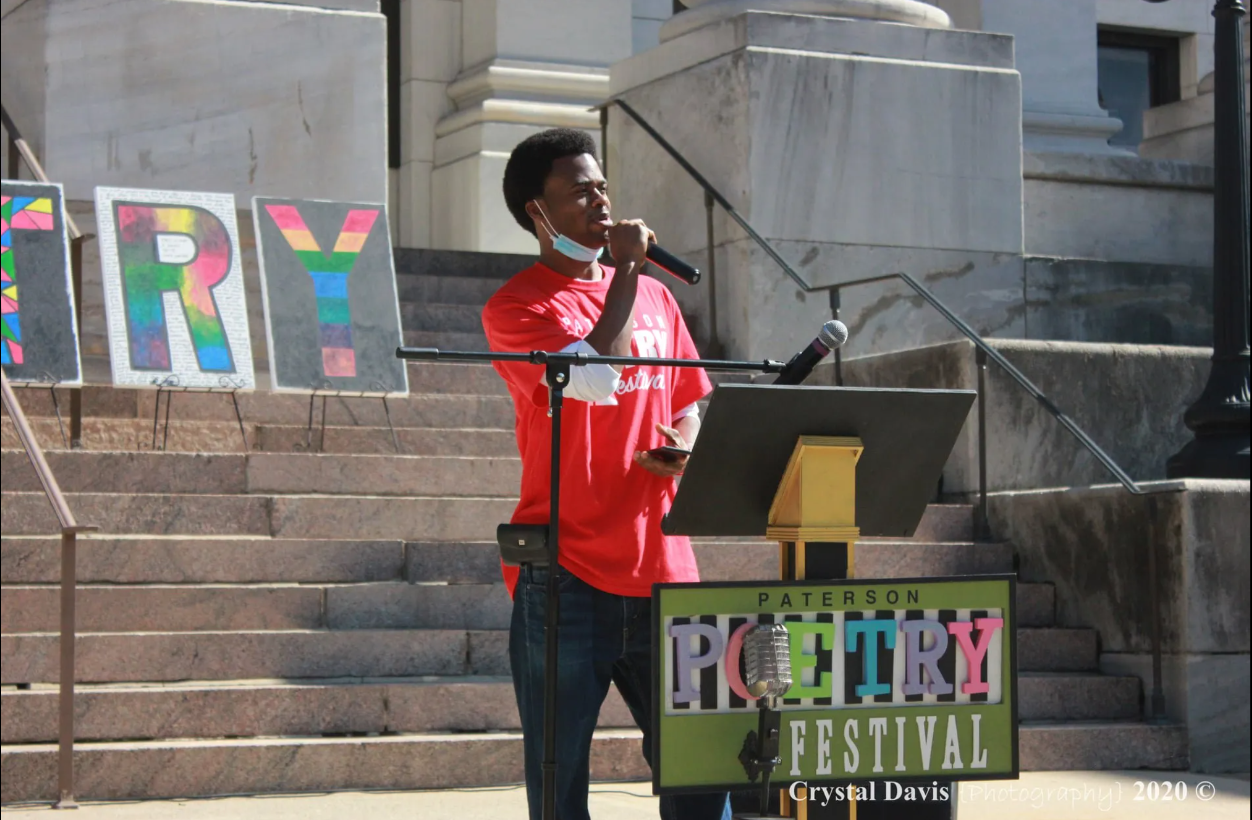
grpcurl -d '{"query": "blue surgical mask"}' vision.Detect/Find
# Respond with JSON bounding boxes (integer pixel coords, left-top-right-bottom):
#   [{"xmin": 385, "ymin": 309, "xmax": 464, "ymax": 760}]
[{"xmin": 534, "ymin": 201, "xmax": 604, "ymax": 262}]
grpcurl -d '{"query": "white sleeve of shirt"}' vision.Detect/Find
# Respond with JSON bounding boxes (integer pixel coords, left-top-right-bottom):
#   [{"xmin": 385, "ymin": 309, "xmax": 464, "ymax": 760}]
[
  {"xmin": 673, "ymin": 402, "xmax": 700, "ymax": 422},
  {"xmin": 539, "ymin": 340, "xmax": 621, "ymax": 404}
]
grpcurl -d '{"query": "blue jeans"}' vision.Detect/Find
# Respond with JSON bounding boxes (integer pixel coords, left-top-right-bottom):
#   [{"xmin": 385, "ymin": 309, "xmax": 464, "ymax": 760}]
[{"xmin": 510, "ymin": 564, "xmax": 732, "ymax": 820}]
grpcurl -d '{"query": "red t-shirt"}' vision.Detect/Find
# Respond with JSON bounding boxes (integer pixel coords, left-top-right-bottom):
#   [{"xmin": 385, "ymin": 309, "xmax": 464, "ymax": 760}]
[{"xmin": 481, "ymin": 262, "xmax": 714, "ymax": 598}]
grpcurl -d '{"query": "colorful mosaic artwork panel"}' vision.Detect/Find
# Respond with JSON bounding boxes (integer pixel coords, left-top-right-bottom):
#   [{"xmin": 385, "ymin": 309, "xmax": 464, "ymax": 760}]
[
  {"xmin": 1, "ymin": 195, "xmax": 56, "ymax": 366},
  {"xmin": 264, "ymin": 204, "xmax": 379, "ymax": 378},
  {"xmin": 115, "ymin": 204, "xmax": 235, "ymax": 373},
  {"xmin": 252, "ymin": 197, "xmax": 405, "ymax": 396}
]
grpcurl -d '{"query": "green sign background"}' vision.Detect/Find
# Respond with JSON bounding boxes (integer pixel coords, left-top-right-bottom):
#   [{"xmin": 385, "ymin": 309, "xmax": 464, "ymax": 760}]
[{"xmin": 653, "ymin": 576, "xmax": 1018, "ymax": 793}]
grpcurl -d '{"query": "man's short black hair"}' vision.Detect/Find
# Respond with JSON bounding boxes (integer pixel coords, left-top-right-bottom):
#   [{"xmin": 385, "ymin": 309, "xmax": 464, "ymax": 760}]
[{"xmin": 503, "ymin": 128, "xmax": 599, "ymax": 236}]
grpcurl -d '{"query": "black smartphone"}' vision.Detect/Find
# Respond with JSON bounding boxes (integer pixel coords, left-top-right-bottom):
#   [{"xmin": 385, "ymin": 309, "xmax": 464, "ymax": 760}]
[{"xmin": 647, "ymin": 445, "xmax": 692, "ymax": 462}]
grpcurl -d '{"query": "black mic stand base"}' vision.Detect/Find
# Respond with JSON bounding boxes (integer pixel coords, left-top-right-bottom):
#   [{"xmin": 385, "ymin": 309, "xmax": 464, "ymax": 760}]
[{"xmin": 735, "ymin": 699, "xmax": 784, "ymax": 819}]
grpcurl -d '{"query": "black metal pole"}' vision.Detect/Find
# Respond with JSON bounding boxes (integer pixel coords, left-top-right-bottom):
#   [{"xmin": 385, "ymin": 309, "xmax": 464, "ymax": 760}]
[
  {"xmin": 829, "ymin": 289, "xmax": 844, "ymax": 387},
  {"xmin": 705, "ymin": 190, "xmax": 722, "ymax": 359},
  {"xmin": 397, "ymin": 347, "xmax": 785, "ymax": 375},
  {"xmin": 1146, "ymin": 495, "xmax": 1168, "ymax": 723},
  {"xmin": 600, "ymin": 106, "xmax": 609, "ymax": 193},
  {"xmin": 1167, "ymin": 0, "xmax": 1251, "ymax": 478},
  {"xmin": 542, "ymin": 361, "xmax": 568, "ymax": 820},
  {"xmin": 976, "ymin": 347, "xmax": 991, "ymax": 541}
]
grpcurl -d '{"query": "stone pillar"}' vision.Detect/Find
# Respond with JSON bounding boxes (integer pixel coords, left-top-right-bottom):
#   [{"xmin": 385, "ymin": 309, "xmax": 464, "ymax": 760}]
[
  {"xmin": 1142, "ymin": 20, "xmax": 1251, "ymax": 165},
  {"xmin": 659, "ymin": 0, "xmax": 952, "ymax": 41},
  {"xmin": 610, "ymin": 4, "xmax": 1024, "ymax": 360},
  {"xmin": 393, "ymin": 0, "xmax": 462, "ymax": 248},
  {"xmin": 0, "ymin": 0, "xmax": 387, "ymax": 203},
  {"xmin": 974, "ymin": 0, "xmax": 1127, "ymax": 155},
  {"xmin": 428, "ymin": 0, "xmax": 631, "ymax": 253}
]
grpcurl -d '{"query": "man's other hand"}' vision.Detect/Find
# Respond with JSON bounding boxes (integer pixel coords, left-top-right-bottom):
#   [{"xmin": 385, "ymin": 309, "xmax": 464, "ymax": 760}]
[{"xmin": 633, "ymin": 422, "xmax": 689, "ymax": 478}]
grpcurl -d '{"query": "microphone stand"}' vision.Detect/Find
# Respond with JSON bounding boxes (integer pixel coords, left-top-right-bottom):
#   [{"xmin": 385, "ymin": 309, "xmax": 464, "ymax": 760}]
[
  {"xmin": 738, "ymin": 695, "xmax": 783, "ymax": 819},
  {"xmin": 397, "ymin": 345, "xmax": 785, "ymax": 820}
]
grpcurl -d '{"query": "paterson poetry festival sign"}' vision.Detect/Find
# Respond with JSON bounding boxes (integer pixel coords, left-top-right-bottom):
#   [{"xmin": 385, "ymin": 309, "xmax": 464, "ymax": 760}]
[{"xmin": 652, "ymin": 576, "xmax": 1018, "ymax": 793}]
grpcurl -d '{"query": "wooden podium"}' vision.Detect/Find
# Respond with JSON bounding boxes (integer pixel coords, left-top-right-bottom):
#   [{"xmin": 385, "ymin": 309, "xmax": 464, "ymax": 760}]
[{"xmin": 664, "ymin": 384, "xmax": 976, "ymax": 820}]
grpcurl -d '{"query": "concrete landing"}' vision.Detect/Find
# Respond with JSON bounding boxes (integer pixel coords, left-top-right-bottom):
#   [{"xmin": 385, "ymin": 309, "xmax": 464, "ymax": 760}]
[{"xmin": 1, "ymin": 773, "xmax": 1247, "ymax": 819}]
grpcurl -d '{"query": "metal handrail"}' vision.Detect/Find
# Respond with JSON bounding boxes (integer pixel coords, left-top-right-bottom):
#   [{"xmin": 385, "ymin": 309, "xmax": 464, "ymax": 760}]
[
  {"xmin": 1, "ymin": 370, "xmax": 96, "ymax": 809},
  {"xmin": 610, "ymin": 100, "xmax": 810, "ymax": 292},
  {"xmin": 2, "ymin": 102, "xmax": 97, "ymax": 808},
  {"xmin": 828, "ymin": 272, "xmax": 1144, "ymax": 495},
  {"xmin": 1, "ymin": 372, "xmax": 82, "ymax": 528},
  {"xmin": 2, "ymin": 104, "xmax": 82, "ymax": 240},
  {"xmin": 601, "ymin": 98, "xmax": 1145, "ymax": 500}
]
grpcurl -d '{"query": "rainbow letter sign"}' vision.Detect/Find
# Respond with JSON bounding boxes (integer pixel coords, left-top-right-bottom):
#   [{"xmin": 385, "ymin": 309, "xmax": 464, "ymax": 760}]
[
  {"xmin": 253, "ymin": 197, "xmax": 407, "ymax": 395},
  {"xmin": 653, "ymin": 576, "xmax": 1019, "ymax": 793},
  {"xmin": 96, "ymin": 187, "xmax": 254, "ymax": 389}
]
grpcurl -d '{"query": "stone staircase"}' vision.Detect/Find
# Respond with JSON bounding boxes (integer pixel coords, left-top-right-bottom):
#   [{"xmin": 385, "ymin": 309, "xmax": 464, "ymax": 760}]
[{"xmin": 0, "ymin": 253, "xmax": 1188, "ymax": 803}]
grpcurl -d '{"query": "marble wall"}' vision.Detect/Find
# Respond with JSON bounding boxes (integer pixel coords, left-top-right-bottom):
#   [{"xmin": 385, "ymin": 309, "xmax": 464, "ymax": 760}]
[
  {"xmin": 0, "ymin": 0, "xmax": 388, "ymax": 205},
  {"xmin": 610, "ymin": 10, "xmax": 1024, "ymax": 360},
  {"xmin": 822, "ymin": 338, "xmax": 1211, "ymax": 495},
  {"xmin": 990, "ymin": 480, "xmax": 1250, "ymax": 773},
  {"xmin": 1022, "ymin": 150, "xmax": 1214, "ymax": 266}
]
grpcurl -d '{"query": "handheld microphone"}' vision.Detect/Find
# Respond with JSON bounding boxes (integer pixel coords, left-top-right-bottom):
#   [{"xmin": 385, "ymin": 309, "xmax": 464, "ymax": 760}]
[
  {"xmin": 772, "ymin": 320, "xmax": 849, "ymax": 386},
  {"xmin": 645, "ymin": 242, "xmax": 701, "ymax": 285},
  {"xmin": 743, "ymin": 623, "xmax": 793, "ymax": 701}
]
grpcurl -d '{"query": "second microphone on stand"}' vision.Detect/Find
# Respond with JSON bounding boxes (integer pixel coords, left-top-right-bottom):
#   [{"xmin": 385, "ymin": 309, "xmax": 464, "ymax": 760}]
[{"xmin": 773, "ymin": 320, "xmax": 849, "ymax": 386}]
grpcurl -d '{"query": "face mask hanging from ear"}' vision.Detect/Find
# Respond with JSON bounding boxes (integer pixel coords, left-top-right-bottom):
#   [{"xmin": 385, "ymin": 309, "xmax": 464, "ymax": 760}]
[{"xmin": 533, "ymin": 200, "xmax": 604, "ymax": 262}]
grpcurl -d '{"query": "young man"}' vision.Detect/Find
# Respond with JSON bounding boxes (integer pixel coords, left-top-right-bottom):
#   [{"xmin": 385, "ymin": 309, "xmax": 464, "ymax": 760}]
[{"xmin": 482, "ymin": 128, "xmax": 730, "ymax": 820}]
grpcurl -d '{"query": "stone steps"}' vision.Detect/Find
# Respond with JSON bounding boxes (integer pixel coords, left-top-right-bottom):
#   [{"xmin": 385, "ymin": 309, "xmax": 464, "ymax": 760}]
[
  {"xmin": 403, "ymin": 538, "xmax": 1011, "ymax": 585},
  {"xmin": 393, "ymin": 248, "xmax": 531, "ymax": 282},
  {"xmin": 0, "ymin": 536, "xmax": 1020, "ymax": 587},
  {"xmin": 0, "ymin": 537, "xmax": 771, "ymax": 585},
  {"xmin": 2, "ymin": 492, "xmax": 519, "ymax": 540},
  {"xmin": 0, "ymin": 630, "xmax": 510, "ymax": 684},
  {"xmin": 0, "ymin": 583, "xmax": 510, "ymax": 633},
  {"xmin": 404, "ymin": 329, "xmax": 491, "ymax": 351},
  {"xmin": 254, "ymin": 424, "xmax": 518, "ymax": 456},
  {"xmin": 0, "ymin": 671, "xmax": 1139, "ymax": 745},
  {"xmin": 1016, "ymin": 722, "xmax": 1188, "ymax": 771},
  {"xmin": 402, "ymin": 303, "xmax": 490, "ymax": 335},
  {"xmin": 406, "ymin": 362, "xmax": 508, "ymax": 396},
  {"xmin": 1, "ymin": 536, "xmax": 407, "ymax": 584},
  {"xmin": 0, "ymin": 580, "xmax": 1056, "ymax": 633},
  {"xmin": 395, "ymin": 272, "xmax": 509, "ymax": 306},
  {"xmin": 0, "ymin": 537, "xmax": 777, "ymax": 585},
  {"xmin": 5, "ymin": 388, "xmax": 514, "ymax": 429},
  {"xmin": 3, "ymin": 416, "xmax": 256, "ymax": 454},
  {"xmin": 0, "ymin": 626, "xmax": 1095, "ymax": 685},
  {"xmin": 0, "ymin": 722, "xmax": 1188, "ymax": 803},
  {"xmin": 1016, "ymin": 628, "xmax": 1098, "ymax": 672},
  {"xmin": 3, "ymin": 417, "xmax": 517, "ymax": 456},
  {"xmin": 4, "ymin": 363, "xmax": 506, "ymax": 414},
  {"xmin": 0, "ymin": 677, "xmax": 629, "ymax": 744},
  {"xmin": 0, "ymin": 731, "xmax": 646, "ymax": 803},
  {"xmin": 902, "ymin": 504, "xmax": 973, "ymax": 542},
  {"xmin": 2, "ymin": 450, "xmax": 522, "ymax": 498},
  {"xmin": 2, "ymin": 492, "xmax": 985, "ymax": 546}
]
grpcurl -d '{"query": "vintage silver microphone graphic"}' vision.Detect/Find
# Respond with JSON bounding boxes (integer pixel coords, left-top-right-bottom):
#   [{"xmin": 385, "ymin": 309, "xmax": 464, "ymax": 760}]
[{"xmin": 737, "ymin": 623, "xmax": 793, "ymax": 819}]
